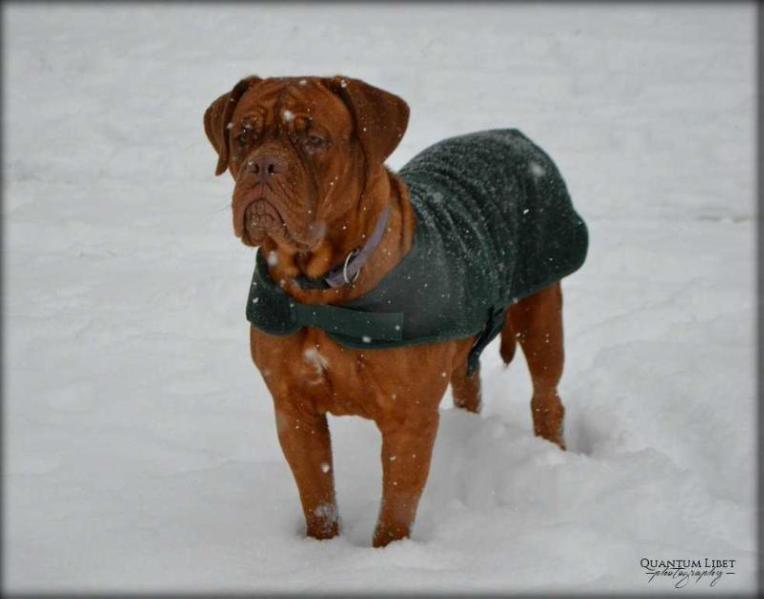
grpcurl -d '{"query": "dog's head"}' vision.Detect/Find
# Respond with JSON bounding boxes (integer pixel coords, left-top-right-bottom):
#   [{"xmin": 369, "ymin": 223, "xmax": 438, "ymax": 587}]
[{"xmin": 204, "ymin": 76, "xmax": 409, "ymax": 250}]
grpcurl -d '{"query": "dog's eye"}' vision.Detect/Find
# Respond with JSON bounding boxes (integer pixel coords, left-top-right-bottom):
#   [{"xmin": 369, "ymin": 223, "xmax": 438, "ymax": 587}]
[
  {"xmin": 304, "ymin": 134, "xmax": 329, "ymax": 152},
  {"xmin": 236, "ymin": 124, "xmax": 258, "ymax": 148}
]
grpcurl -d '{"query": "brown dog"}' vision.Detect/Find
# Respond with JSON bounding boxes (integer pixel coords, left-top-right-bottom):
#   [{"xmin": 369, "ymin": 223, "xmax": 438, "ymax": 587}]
[{"xmin": 204, "ymin": 76, "xmax": 570, "ymax": 547}]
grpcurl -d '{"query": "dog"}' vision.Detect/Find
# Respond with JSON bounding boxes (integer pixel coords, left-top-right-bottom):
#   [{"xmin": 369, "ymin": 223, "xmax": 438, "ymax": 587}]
[{"xmin": 204, "ymin": 75, "xmax": 587, "ymax": 547}]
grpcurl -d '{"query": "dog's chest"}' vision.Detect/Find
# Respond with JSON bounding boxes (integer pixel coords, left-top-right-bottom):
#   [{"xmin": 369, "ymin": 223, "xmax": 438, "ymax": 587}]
[{"xmin": 251, "ymin": 327, "xmax": 395, "ymax": 418}]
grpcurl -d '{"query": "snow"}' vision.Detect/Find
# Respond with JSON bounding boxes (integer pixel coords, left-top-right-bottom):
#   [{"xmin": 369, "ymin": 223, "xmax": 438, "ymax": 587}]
[
  {"xmin": 529, "ymin": 161, "xmax": 546, "ymax": 177},
  {"xmin": 303, "ymin": 347, "xmax": 329, "ymax": 377},
  {"xmin": 4, "ymin": 2, "xmax": 756, "ymax": 595}
]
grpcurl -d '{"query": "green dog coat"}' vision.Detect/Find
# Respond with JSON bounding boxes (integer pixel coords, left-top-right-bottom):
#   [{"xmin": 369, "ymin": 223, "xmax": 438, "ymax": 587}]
[{"xmin": 246, "ymin": 129, "xmax": 588, "ymax": 373}]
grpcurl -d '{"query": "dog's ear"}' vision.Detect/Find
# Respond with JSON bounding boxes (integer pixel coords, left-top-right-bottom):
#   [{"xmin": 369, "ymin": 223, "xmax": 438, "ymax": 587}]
[
  {"xmin": 327, "ymin": 76, "xmax": 409, "ymax": 178},
  {"xmin": 204, "ymin": 76, "xmax": 262, "ymax": 176}
]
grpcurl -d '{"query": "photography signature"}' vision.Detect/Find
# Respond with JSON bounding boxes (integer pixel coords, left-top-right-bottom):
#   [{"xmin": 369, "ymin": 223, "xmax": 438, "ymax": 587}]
[{"xmin": 641, "ymin": 558, "xmax": 736, "ymax": 589}]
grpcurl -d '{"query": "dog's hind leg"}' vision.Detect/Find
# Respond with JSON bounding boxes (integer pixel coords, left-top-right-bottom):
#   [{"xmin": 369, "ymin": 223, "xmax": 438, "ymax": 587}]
[
  {"xmin": 451, "ymin": 358, "xmax": 481, "ymax": 413},
  {"xmin": 507, "ymin": 282, "xmax": 566, "ymax": 449}
]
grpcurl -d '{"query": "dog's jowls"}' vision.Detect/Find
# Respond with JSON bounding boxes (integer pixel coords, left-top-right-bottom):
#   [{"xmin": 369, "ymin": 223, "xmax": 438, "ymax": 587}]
[{"xmin": 204, "ymin": 76, "xmax": 568, "ymax": 547}]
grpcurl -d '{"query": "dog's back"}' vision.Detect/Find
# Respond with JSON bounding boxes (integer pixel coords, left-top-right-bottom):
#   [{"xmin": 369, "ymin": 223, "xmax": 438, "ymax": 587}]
[{"xmin": 399, "ymin": 129, "xmax": 587, "ymax": 304}]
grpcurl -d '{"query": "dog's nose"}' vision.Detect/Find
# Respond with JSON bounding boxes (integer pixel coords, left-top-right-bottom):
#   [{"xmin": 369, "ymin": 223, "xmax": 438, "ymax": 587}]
[{"xmin": 246, "ymin": 155, "xmax": 286, "ymax": 181}]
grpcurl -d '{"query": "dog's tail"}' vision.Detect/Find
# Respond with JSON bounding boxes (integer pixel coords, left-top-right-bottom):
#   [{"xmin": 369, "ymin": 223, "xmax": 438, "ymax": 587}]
[{"xmin": 499, "ymin": 311, "xmax": 517, "ymax": 366}]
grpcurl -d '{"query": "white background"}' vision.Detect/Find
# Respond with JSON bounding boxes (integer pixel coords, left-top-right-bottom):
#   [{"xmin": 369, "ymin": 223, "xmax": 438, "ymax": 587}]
[{"xmin": 4, "ymin": 2, "xmax": 757, "ymax": 593}]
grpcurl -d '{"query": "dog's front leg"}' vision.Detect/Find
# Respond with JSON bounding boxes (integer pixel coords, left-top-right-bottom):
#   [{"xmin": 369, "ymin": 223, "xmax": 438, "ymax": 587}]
[
  {"xmin": 274, "ymin": 402, "xmax": 339, "ymax": 540},
  {"xmin": 373, "ymin": 410, "xmax": 439, "ymax": 547}
]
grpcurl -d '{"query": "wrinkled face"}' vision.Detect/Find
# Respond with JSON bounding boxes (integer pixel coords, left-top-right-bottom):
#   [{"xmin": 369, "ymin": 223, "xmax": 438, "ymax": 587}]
[
  {"xmin": 205, "ymin": 75, "xmax": 409, "ymax": 252},
  {"xmin": 226, "ymin": 79, "xmax": 361, "ymax": 250}
]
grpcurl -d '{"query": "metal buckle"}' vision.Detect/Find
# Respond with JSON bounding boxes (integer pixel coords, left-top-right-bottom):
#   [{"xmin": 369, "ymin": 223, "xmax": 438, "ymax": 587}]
[{"xmin": 342, "ymin": 249, "xmax": 360, "ymax": 285}]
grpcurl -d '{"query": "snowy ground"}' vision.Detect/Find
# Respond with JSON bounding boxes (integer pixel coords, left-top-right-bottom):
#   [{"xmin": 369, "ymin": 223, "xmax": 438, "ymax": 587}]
[{"xmin": 3, "ymin": 3, "xmax": 757, "ymax": 594}]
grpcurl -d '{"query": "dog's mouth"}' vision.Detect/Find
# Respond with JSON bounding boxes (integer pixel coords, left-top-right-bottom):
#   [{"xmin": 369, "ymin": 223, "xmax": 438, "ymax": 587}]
[
  {"xmin": 245, "ymin": 199, "xmax": 281, "ymax": 235},
  {"xmin": 240, "ymin": 197, "xmax": 321, "ymax": 252}
]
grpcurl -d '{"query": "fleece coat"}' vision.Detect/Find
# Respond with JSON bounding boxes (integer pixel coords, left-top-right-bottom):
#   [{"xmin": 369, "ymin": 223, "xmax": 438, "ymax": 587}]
[{"xmin": 246, "ymin": 129, "xmax": 589, "ymax": 372}]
